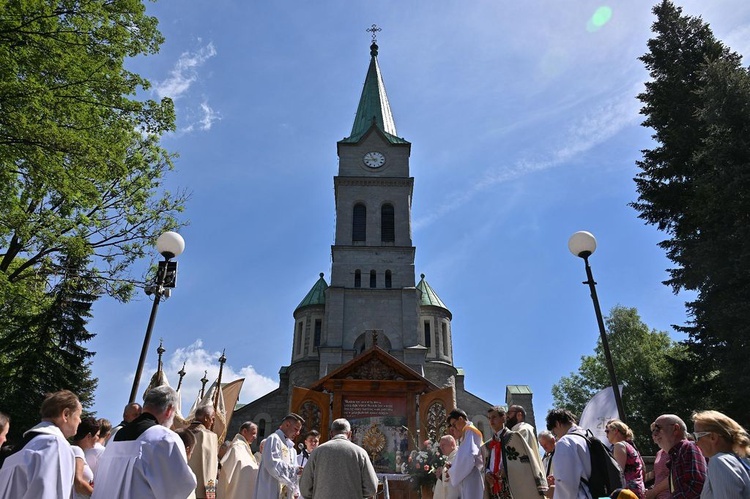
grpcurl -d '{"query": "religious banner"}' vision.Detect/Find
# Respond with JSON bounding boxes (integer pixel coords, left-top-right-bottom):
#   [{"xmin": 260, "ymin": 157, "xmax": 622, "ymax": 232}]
[
  {"xmin": 343, "ymin": 396, "xmax": 408, "ymax": 473},
  {"xmin": 579, "ymin": 385, "xmax": 624, "ymax": 445}
]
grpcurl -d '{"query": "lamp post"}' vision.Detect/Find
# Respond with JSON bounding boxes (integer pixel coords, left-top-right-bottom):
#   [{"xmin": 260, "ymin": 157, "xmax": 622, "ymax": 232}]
[
  {"xmin": 568, "ymin": 230, "xmax": 626, "ymax": 422},
  {"xmin": 128, "ymin": 231, "xmax": 185, "ymax": 404}
]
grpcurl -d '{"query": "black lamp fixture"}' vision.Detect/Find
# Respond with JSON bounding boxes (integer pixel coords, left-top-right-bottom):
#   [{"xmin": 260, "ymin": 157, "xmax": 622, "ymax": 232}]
[
  {"xmin": 568, "ymin": 230, "xmax": 626, "ymax": 422},
  {"xmin": 128, "ymin": 231, "xmax": 185, "ymax": 404}
]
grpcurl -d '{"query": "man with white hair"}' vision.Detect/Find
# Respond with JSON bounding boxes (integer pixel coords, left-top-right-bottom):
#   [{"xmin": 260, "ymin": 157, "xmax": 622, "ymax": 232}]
[
  {"xmin": 92, "ymin": 386, "xmax": 196, "ymax": 499},
  {"xmin": 435, "ymin": 434, "xmax": 460, "ymax": 499},
  {"xmin": 188, "ymin": 405, "xmax": 219, "ymax": 499},
  {"xmin": 299, "ymin": 418, "xmax": 378, "ymax": 499},
  {"xmin": 651, "ymin": 413, "xmax": 706, "ymax": 498}
]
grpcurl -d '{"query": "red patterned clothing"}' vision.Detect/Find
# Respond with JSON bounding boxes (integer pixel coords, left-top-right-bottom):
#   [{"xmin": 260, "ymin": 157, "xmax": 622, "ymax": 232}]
[{"xmin": 667, "ymin": 439, "xmax": 706, "ymax": 499}]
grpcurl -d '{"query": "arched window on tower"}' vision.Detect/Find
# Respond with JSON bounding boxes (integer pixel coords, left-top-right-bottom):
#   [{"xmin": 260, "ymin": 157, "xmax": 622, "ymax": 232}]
[
  {"xmin": 370, "ymin": 270, "xmax": 376, "ymax": 288},
  {"xmin": 424, "ymin": 320, "xmax": 432, "ymax": 349},
  {"xmin": 354, "ymin": 270, "xmax": 361, "ymax": 288},
  {"xmin": 443, "ymin": 322, "xmax": 451, "ymax": 357},
  {"xmin": 353, "ymin": 203, "xmax": 366, "ymax": 242},
  {"xmin": 385, "ymin": 270, "xmax": 392, "ymax": 288},
  {"xmin": 381, "ymin": 203, "xmax": 395, "ymax": 242}
]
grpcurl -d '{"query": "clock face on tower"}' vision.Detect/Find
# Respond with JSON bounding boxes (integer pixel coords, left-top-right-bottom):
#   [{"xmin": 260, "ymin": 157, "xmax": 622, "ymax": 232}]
[{"xmin": 363, "ymin": 151, "xmax": 386, "ymax": 168}]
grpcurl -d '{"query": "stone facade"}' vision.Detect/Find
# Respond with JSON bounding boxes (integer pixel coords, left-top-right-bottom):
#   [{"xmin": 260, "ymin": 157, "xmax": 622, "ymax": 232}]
[{"xmin": 229, "ymin": 42, "xmax": 535, "ymax": 447}]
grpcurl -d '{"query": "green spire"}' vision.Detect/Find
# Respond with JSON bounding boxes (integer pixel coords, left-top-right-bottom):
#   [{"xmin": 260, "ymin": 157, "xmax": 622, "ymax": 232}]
[
  {"xmin": 416, "ymin": 274, "xmax": 449, "ymax": 310},
  {"xmin": 341, "ymin": 42, "xmax": 408, "ymax": 145},
  {"xmin": 295, "ymin": 273, "xmax": 328, "ymax": 311}
]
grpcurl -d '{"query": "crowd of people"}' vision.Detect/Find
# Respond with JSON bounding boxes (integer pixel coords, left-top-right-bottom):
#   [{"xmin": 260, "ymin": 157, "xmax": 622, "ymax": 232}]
[
  {"xmin": 0, "ymin": 390, "xmax": 378, "ymax": 499},
  {"xmin": 434, "ymin": 405, "xmax": 750, "ymax": 499},
  {"xmin": 0, "ymin": 391, "xmax": 748, "ymax": 499}
]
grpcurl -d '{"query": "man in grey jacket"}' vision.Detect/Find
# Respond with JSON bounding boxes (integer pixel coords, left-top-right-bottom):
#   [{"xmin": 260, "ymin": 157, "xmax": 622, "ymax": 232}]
[{"xmin": 299, "ymin": 418, "xmax": 378, "ymax": 499}]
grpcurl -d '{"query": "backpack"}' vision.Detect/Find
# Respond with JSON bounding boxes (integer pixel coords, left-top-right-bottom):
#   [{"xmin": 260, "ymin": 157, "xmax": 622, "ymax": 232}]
[{"xmin": 569, "ymin": 430, "xmax": 624, "ymax": 497}]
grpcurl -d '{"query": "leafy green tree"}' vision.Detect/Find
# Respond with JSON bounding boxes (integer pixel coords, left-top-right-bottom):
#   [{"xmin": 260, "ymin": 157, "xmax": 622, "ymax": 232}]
[
  {"xmin": 633, "ymin": 0, "xmax": 750, "ymax": 424},
  {"xmin": 552, "ymin": 306, "xmax": 687, "ymax": 452},
  {"xmin": 0, "ymin": 0, "xmax": 184, "ymax": 299},
  {"xmin": 0, "ymin": 0, "xmax": 186, "ymax": 432}
]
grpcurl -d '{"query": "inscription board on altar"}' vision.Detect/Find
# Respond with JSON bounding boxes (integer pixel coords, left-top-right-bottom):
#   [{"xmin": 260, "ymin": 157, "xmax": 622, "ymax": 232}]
[{"xmin": 344, "ymin": 396, "xmax": 408, "ymax": 473}]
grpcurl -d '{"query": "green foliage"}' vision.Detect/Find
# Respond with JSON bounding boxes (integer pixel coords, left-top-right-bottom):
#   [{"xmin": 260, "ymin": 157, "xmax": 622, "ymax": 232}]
[
  {"xmin": 633, "ymin": 0, "xmax": 750, "ymax": 425},
  {"xmin": 0, "ymin": 255, "xmax": 99, "ymax": 440},
  {"xmin": 552, "ymin": 306, "xmax": 687, "ymax": 452},
  {"xmin": 0, "ymin": 0, "xmax": 187, "ymax": 435},
  {"xmin": 0, "ymin": 0, "xmax": 185, "ymax": 299}
]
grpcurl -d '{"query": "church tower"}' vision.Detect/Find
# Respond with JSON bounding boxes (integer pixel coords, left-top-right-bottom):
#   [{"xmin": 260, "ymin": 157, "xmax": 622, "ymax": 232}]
[
  {"xmin": 288, "ymin": 40, "xmax": 457, "ymax": 389},
  {"xmin": 230, "ymin": 36, "xmax": 526, "ymax": 443}
]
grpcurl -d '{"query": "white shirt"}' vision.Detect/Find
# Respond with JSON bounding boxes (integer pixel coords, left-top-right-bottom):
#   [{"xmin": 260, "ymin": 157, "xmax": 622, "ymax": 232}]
[
  {"xmin": 0, "ymin": 421, "xmax": 76, "ymax": 499},
  {"xmin": 91, "ymin": 424, "xmax": 197, "ymax": 499},
  {"xmin": 551, "ymin": 426, "xmax": 591, "ymax": 499},
  {"xmin": 84, "ymin": 442, "xmax": 105, "ymax": 477},
  {"xmin": 72, "ymin": 445, "xmax": 94, "ymax": 499}
]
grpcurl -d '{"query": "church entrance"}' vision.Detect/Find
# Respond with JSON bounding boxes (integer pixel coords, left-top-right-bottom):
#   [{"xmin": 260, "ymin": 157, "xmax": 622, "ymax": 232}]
[{"xmin": 290, "ymin": 345, "xmax": 454, "ymax": 498}]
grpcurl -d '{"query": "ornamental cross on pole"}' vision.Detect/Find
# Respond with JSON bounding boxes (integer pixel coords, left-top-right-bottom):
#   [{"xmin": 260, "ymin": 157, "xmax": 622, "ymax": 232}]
[{"xmin": 366, "ymin": 24, "xmax": 381, "ymax": 43}]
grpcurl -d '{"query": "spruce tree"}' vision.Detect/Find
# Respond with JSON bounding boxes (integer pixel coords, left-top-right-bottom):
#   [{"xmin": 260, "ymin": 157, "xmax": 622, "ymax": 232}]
[
  {"xmin": 0, "ymin": 256, "xmax": 98, "ymax": 439},
  {"xmin": 634, "ymin": 0, "xmax": 750, "ymax": 422}
]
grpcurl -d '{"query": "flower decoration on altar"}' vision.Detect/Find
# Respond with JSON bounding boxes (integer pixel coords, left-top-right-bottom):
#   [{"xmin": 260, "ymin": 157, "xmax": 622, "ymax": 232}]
[{"xmin": 398, "ymin": 427, "xmax": 447, "ymax": 491}]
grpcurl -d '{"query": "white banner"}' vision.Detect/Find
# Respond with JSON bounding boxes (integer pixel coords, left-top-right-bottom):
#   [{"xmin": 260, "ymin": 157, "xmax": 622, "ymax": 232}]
[{"xmin": 579, "ymin": 385, "xmax": 623, "ymax": 445}]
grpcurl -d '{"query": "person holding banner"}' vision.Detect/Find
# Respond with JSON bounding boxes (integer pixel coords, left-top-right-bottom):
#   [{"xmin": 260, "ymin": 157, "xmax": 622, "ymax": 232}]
[{"xmin": 188, "ymin": 405, "xmax": 219, "ymax": 499}]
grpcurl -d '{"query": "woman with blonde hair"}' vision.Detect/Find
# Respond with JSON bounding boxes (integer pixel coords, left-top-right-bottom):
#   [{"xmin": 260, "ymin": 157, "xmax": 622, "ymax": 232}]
[
  {"xmin": 691, "ymin": 410, "xmax": 750, "ymax": 498},
  {"xmin": 605, "ymin": 419, "xmax": 646, "ymax": 498}
]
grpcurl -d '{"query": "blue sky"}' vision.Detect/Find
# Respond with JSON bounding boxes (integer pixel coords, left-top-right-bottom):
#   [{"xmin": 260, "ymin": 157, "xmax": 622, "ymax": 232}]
[{"xmin": 88, "ymin": 1, "xmax": 750, "ymax": 426}]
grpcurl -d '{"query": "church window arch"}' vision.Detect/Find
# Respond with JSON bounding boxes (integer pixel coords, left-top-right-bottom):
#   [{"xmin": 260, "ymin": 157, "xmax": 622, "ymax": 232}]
[
  {"xmin": 354, "ymin": 269, "xmax": 361, "ymax": 288},
  {"xmin": 353, "ymin": 203, "xmax": 366, "ymax": 242},
  {"xmin": 314, "ymin": 319, "xmax": 322, "ymax": 347},
  {"xmin": 442, "ymin": 322, "xmax": 449, "ymax": 357},
  {"xmin": 381, "ymin": 203, "xmax": 395, "ymax": 242},
  {"xmin": 423, "ymin": 320, "xmax": 432, "ymax": 349},
  {"xmin": 296, "ymin": 321, "xmax": 304, "ymax": 356},
  {"xmin": 370, "ymin": 270, "xmax": 376, "ymax": 288},
  {"xmin": 385, "ymin": 270, "xmax": 392, "ymax": 288}
]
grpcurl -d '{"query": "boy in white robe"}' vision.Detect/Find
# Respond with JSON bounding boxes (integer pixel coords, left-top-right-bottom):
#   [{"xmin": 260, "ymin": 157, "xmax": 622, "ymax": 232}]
[
  {"xmin": 0, "ymin": 390, "xmax": 81, "ymax": 499},
  {"xmin": 91, "ymin": 386, "xmax": 196, "ymax": 499},
  {"xmin": 218, "ymin": 421, "xmax": 259, "ymax": 499},
  {"xmin": 447, "ymin": 408, "xmax": 485, "ymax": 499},
  {"xmin": 255, "ymin": 413, "xmax": 304, "ymax": 499}
]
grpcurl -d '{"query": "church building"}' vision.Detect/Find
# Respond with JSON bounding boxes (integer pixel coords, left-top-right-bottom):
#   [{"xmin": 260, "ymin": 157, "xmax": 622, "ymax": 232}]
[{"xmin": 229, "ymin": 37, "xmax": 536, "ymax": 457}]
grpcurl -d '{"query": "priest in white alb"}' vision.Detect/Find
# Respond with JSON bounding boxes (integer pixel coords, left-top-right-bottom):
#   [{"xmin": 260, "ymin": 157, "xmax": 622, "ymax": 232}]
[
  {"xmin": 447, "ymin": 408, "xmax": 485, "ymax": 499},
  {"xmin": 0, "ymin": 390, "xmax": 81, "ymax": 499},
  {"xmin": 218, "ymin": 421, "xmax": 260, "ymax": 499},
  {"xmin": 255, "ymin": 413, "xmax": 304, "ymax": 499},
  {"xmin": 91, "ymin": 386, "xmax": 197, "ymax": 499}
]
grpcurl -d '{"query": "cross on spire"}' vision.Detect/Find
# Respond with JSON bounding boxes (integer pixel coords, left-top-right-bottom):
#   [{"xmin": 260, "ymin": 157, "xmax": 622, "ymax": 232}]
[{"xmin": 366, "ymin": 24, "xmax": 381, "ymax": 43}]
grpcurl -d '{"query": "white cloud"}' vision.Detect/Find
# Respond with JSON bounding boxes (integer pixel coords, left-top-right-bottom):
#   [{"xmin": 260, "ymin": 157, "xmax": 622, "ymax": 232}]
[
  {"xmin": 154, "ymin": 43, "xmax": 217, "ymax": 100},
  {"xmin": 139, "ymin": 340, "xmax": 277, "ymax": 415},
  {"xmin": 197, "ymin": 101, "xmax": 221, "ymax": 131},
  {"xmin": 414, "ymin": 84, "xmax": 642, "ymax": 230}
]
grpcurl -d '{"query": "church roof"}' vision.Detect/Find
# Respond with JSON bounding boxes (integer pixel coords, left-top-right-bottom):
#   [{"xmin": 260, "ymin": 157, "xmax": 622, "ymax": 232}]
[
  {"xmin": 295, "ymin": 273, "xmax": 328, "ymax": 311},
  {"xmin": 340, "ymin": 42, "xmax": 409, "ymax": 145},
  {"xmin": 308, "ymin": 344, "xmax": 438, "ymax": 392},
  {"xmin": 416, "ymin": 274, "xmax": 449, "ymax": 310}
]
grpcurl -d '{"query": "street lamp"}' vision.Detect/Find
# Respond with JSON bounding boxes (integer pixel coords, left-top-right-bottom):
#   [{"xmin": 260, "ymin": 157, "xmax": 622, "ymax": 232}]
[
  {"xmin": 128, "ymin": 231, "xmax": 185, "ymax": 404},
  {"xmin": 568, "ymin": 231, "xmax": 626, "ymax": 422}
]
